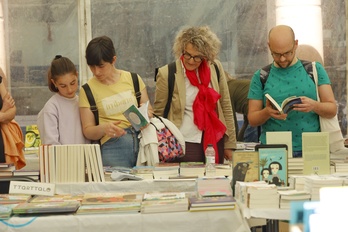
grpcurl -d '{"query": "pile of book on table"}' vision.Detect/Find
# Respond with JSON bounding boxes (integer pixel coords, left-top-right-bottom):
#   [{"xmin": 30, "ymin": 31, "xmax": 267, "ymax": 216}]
[
  {"xmin": 0, "ymin": 162, "xmax": 40, "ymax": 180},
  {"xmin": 188, "ymin": 177, "xmax": 236, "ymax": 211},
  {"xmin": 77, "ymin": 192, "xmax": 143, "ymax": 214},
  {"xmin": 141, "ymin": 192, "xmax": 189, "ymax": 213},
  {"xmin": 235, "ymin": 181, "xmax": 279, "ymax": 209},
  {"xmin": 0, "ymin": 194, "xmax": 33, "ymax": 219}
]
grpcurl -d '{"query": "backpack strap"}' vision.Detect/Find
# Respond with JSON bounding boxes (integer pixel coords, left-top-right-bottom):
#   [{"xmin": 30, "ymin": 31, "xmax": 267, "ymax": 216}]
[
  {"xmin": 260, "ymin": 59, "xmax": 314, "ymax": 89},
  {"xmin": 82, "ymin": 83, "xmax": 99, "ymax": 125},
  {"xmin": 131, "ymin": 72, "xmax": 141, "ymax": 107}
]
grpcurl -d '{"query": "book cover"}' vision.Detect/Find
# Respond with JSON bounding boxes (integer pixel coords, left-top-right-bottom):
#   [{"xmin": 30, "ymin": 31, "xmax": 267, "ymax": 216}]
[
  {"xmin": 189, "ymin": 204, "xmax": 235, "ymax": 212},
  {"xmin": 81, "ymin": 192, "xmax": 143, "ymax": 205},
  {"xmin": 256, "ymin": 145, "xmax": 288, "ymax": 187},
  {"xmin": 30, "ymin": 194, "xmax": 84, "ymax": 203},
  {"xmin": 13, "ymin": 169, "xmax": 40, "ymax": 176},
  {"xmin": 265, "ymin": 93, "xmax": 301, "ymax": 114},
  {"xmin": 123, "ymin": 101, "xmax": 149, "ymax": 131},
  {"xmin": 302, "ymin": 132, "xmax": 330, "ymax": 175},
  {"xmin": 25, "ymin": 125, "xmax": 41, "ymax": 150},
  {"xmin": 232, "ymin": 151, "xmax": 259, "ymax": 183},
  {"xmin": 266, "ymin": 131, "xmax": 293, "ymax": 158}
]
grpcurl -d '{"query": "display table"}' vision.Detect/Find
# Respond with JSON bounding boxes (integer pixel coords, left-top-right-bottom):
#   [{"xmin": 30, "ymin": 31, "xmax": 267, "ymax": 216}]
[{"xmin": 0, "ymin": 180, "xmax": 251, "ymax": 232}]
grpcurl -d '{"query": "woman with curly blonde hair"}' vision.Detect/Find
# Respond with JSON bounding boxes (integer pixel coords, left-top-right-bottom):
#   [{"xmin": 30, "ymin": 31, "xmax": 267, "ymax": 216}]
[{"xmin": 154, "ymin": 26, "xmax": 236, "ymax": 164}]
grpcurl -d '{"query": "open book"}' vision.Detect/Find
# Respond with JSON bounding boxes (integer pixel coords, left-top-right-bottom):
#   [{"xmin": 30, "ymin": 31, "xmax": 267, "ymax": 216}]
[
  {"xmin": 265, "ymin": 93, "xmax": 301, "ymax": 114},
  {"xmin": 123, "ymin": 101, "xmax": 150, "ymax": 131}
]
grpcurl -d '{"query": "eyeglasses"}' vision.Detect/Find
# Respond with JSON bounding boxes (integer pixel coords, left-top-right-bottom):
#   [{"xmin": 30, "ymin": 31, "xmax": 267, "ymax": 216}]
[
  {"xmin": 271, "ymin": 45, "xmax": 295, "ymax": 59},
  {"xmin": 182, "ymin": 52, "xmax": 204, "ymax": 62}
]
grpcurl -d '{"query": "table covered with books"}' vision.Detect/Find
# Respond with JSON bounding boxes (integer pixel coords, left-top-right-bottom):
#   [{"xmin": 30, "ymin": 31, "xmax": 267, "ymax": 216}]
[{"xmin": 0, "ymin": 179, "xmax": 251, "ymax": 232}]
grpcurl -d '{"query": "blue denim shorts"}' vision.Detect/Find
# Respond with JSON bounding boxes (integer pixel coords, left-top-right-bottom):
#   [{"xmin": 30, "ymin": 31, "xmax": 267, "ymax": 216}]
[{"xmin": 101, "ymin": 127, "xmax": 139, "ymax": 168}]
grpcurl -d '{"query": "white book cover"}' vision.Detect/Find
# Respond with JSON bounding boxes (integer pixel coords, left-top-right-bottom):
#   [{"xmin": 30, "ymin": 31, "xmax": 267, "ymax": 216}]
[
  {"xmin": 302, "ymin": 132, "xmax": 330, "ymax": 175},
  {"xmin": 266, "ymin": 131, "xmax": 293, "ymax": 158}
]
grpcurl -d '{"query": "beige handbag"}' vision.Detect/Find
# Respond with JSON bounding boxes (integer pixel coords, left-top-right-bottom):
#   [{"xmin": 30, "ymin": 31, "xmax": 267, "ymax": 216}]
[{"xmin": 312, "ymin": 61, "xmax": 345, "ymax": 153}]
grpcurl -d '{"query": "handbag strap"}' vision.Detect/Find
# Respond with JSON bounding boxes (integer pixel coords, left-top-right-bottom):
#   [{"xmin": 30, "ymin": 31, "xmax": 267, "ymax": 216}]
[{"xmin": 312, "ymin": 61, "xmax": 320, "ymax": 102}]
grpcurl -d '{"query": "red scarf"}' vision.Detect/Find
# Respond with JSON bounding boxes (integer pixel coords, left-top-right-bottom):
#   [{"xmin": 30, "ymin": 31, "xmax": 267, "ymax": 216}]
[{"xmin": 182, "ymin": 57, "xmax": 226, "ymax": 163}]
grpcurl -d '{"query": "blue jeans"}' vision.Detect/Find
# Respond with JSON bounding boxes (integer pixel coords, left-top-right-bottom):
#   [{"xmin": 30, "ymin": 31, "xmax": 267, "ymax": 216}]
[{"xmin": 101, "ymin": 127, "xmax": 139, "ymax": 168}]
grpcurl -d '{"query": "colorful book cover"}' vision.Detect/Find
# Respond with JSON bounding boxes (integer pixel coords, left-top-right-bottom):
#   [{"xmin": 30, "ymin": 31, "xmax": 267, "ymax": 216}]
[
  {"xmin": 257, "ymin": 146, "xmax": 288, "ymax": 187},
  {"xmin": 81, "ymin": 192, "xmax": 143, "ymax": 205},
  {"xmin": 30, "ymin": 194, "xmax": 84, "ymax": 203},
  {"xmin": 122, "ymin": 102, "xmax": 149, "ymax": 131},
  {"xmin": 143, "ymin": 192, "xmax": 186, "ymax": 201},
  {"xmin": 25, "ymin": 124, "xmax": 41, "ymax": 150},
  {"xmin": 232, "ymin": 151, "xmax": 259, "ymax": 183}
]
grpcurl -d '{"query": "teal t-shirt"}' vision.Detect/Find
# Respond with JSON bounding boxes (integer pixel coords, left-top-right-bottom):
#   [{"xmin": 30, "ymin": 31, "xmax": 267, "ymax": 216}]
[{"xmin": 248, "ymin": 60, "xmax": 331, "ymax": 151}]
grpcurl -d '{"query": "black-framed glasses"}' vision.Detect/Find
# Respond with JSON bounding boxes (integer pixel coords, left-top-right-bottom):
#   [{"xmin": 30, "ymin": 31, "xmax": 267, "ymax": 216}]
[
  {"xmin": 271, "ymin": 45, "xmax": 295, "ymax": 59},
  {"xmin": 182, "ymin": 52, "xmax": 204, "ymax": 62}
]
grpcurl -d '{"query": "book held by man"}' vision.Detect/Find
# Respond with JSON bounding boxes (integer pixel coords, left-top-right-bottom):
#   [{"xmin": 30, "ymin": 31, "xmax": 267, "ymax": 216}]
[{"xmin": 265, "ymin": 93, "xmax": 301, "ymax": 114}]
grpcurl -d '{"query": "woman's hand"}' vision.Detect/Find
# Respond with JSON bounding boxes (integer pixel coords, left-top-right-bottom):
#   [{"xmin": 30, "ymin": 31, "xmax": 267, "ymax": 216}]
[{"xmin": 104, "ymin": 121, "xmax": 127, "ymax": 138}]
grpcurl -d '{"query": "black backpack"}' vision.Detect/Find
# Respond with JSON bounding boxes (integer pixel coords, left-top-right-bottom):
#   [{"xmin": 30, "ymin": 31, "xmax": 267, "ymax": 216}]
[
  {"xmin": 155, "ymin": 62, "xmax": 220, "ymax": 118},
  {"xmin": 260, "ymin": 60, "xmax": 314, "ymax": 89},
  {"xmin": 82, "ymin": 72, "xmax": 141, "ymax": 126}
]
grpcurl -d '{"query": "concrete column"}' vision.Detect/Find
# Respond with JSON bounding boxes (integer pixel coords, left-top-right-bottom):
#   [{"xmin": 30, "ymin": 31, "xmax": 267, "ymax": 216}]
[{"xmin": 275, "ymin": 0, "xmax": 323, "ymax": 62}]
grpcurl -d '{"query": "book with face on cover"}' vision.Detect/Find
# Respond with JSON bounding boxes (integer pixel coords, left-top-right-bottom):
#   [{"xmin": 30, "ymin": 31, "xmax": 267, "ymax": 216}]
[
  {"xmin": 265, "ymin": 93, "xmax": 301, "ymax": 114},
  {"xmin": 256, "ymin": 144, "xmax": 288, "ymax": 187},
  {"xmin": 123, "ymin": 101, "xmax": 149, "ymax": 131}
]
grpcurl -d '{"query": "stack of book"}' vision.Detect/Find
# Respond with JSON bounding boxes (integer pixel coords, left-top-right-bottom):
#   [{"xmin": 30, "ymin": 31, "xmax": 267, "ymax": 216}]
[
  {"xmin": 288, "ymin": 158, "xmax": 304, "ymax": 175},
  {"xmin": 131, "ymin": 166, "xmax": 154, "ymax": 179},
  {"xmin": 76, "ymin": 192, "xmax": 143, "ymax": 214},
  {"xmin": 12, "ymin": 169, "xmax": 40, "ymax": 181},
  {"xmin": 179, "ymin": 162, "xmax": 205, "ymax": 178},
  {"xmin": 0, "ymin": 163, "xmax": 15, "ymax": 177},
  {"xmin": 278, "ymin": 189, "xmax": 311, "ymax": 209},
  {"xmin": 188, "ymin": 195, "xmax": 236, "ymax": 211},
  {"xmin": 152, "ymin": 163, "xmax": 180, "ymax": 179},
  {"xmin": 246, "ymin": 184, "xmax": 279, "ymax": 209},
  {"xmin": 196, "ymin": 177, "xmax": 233, "ymax": 198},
  {"xmin": 39, "ymin": 144, "xmax": 105, "ymax": 183},
  {"xmin": 140, "ymin": 192, "xmax": 188, "ymax": 213},
  {"xmin": 288, "ymin": 175, "xmax": 307, "ymax": 191},
  {"xmin": 330, "ymin": 160, "xmax": 348, "ymax": 174},
  {"xmin": 0, "ymin": 204, "xmax": 17, "ymax": 219},
  {"xmin": 215, "ymin": 164, "xmax": 232, "ymax": 177},
  {"xmin": 235, "ymin": 181, "xmax": 279, "ymax": 209},
  {"xmin": 0, "ymin": 194, "xmax": 32, "ymax": 204},
  {"xmin": 304, "ymin": 175, "xmax": 343, "ymax": 201},
  {"xmin": 12, "ymin": 201, "xmax": 81, "ymax": 215},
  {"xmin": 30, "ymin": 194, "xmax": 84, "ymax": 203}
]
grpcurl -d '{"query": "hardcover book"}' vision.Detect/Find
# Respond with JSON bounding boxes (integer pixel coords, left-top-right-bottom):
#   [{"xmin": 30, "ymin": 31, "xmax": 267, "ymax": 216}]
[
  {"xmin": 256, "ymin": 144, "xmax": 288, "ymax": 187},
  {"xmin": 265, "ymin": 93, "xmax": 301, "ymax": 114},
  {"xmin": 123, "ymin": 101, "xmax": 149, "ymax": 131}
]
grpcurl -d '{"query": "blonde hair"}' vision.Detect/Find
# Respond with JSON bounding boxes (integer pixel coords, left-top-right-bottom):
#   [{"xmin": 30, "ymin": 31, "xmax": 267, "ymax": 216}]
[{"xmin": 172, "ymin": 26, "xmax": 221, "ymax": 62}]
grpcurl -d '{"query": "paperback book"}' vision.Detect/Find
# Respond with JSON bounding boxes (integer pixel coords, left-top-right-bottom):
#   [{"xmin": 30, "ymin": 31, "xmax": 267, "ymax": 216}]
[
  {"xmin": 265, "ymin": 93, "xmax": 301, "ymax": 114},
  {"xmin": 256, "ymin": 144, "xmax": 288, "ymax": 187},
  {"xmin": 81, "ymin": 192, "xmax": 143, "ymax": 205},
  {"xmin": 189, "ymin": 195, "xmax": 236, "ymax": 211},
  {"xmin": 123, "ymin": 101, "xmax": 149, "ymax": 131}
]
